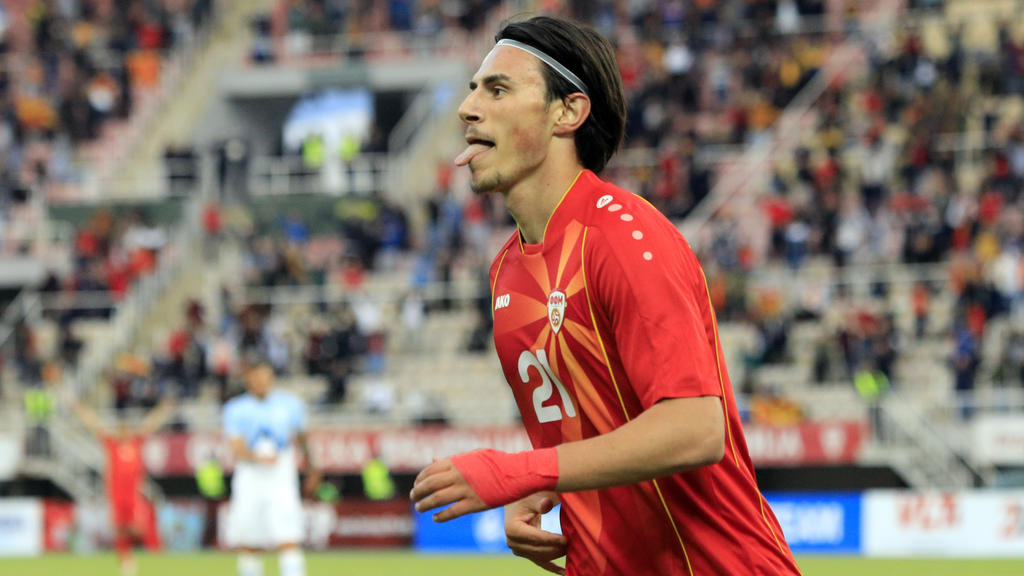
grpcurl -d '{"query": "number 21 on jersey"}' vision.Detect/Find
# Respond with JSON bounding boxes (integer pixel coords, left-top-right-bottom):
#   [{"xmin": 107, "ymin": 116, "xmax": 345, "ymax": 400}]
[{"xmin": 519, "ymin": 350, "xmax": 577, "ymax": 423}]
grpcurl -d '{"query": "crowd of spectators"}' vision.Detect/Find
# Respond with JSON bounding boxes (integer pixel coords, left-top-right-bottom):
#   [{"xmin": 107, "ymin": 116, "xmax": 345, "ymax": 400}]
[
  {"xmin": 7, "ymin": 1, "xmax": 1024, "ymax": 436},
  {"xmin": 250, "ymin": 0, "xmax": 501, "ymax": 63},
  {"xmin": 90, "ymin": 193, "xmax": 416, "ymax": 414},
  {"xmin": 0, "ymin": 0, "xmax": 216, "ymax": 234},
  {"xmin": 1, "ymin": 205, "xmax": 171, "ymax": 447},
  {"xmin": 593, "ymin": 3, "xmax": 1024, "ymax": 412},
  {"xmin": 417, "ymin": 1, "xmax": 1024, "ymax": 415}
]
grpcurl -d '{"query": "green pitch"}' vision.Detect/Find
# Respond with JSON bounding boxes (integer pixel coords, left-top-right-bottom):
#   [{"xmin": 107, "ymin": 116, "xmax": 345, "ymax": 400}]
[{"xmin": 2, "ymin": 552, "xmax": 1024, "ymax": 575}]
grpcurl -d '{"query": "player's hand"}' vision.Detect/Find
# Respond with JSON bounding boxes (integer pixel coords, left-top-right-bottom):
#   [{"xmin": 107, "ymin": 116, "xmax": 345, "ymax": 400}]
[
  {"xmin": 410, "ymin": 458, "xmax": 488, "ymax": 522},
  {"xmin": 303, "ymin": 468, "xmax": 323, "ymax": 499},
  {"xmin": 254, "ymin": 454, "xmax": 277, "ymax": 466},
  {"xmin": 505, "ymin": 492, "xmax": 567, "ymax": 575}
]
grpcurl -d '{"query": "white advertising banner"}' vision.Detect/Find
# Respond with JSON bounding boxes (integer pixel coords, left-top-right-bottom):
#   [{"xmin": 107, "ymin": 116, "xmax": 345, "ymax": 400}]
[
  {"xmin": 971, "ymin": 415, "xmax": 1024, "ymax": 465},
  {"xmin": 864, "ymin": 490, "xmax": 1024, "ymax": 557},
  {"xmin": 0, "ymin": 433, "xmax": 22, "ymax": 480},
  {"xmin": 0, "ymin": 499, "xmax": 43, "ymax": 556}
]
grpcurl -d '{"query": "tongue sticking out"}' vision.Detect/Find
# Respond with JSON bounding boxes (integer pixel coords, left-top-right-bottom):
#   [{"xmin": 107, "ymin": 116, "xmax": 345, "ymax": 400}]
[{"xmin": 455, "ymin": 143, "xmax": 493, "ymax": 167}]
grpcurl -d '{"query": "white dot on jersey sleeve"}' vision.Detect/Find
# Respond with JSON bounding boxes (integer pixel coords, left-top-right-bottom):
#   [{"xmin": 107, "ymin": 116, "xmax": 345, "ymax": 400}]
[
  {"xmin": 643, "ymin": 251, "xmax": 653, "ymax": 261},
  {"xmin": 621, "ymin": 214, "xmax": 634, "ymax": 222},
  {"xmin": 632, "ymin": 230, "xmax": 643, "ymax": 240},
  {"xmin": 609, "ymin": 204, "xmax": 622, "ymax": 212},
  {"xmin": 596, "ymin": 195, "xmax": 613, "ymax": 208}
]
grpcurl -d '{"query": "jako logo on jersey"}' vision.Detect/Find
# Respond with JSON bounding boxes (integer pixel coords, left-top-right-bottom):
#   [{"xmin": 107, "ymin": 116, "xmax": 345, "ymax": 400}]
[
  {"xmin": 547, "ymin": 291, "xmax": 566, "ymax": 334},
  {"xmin": 494, "ymin": 294, "xmax": 511, "ymax": 310}
]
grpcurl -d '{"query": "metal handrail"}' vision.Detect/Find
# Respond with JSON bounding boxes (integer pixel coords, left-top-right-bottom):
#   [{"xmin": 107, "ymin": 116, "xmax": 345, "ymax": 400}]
[
  {"xmin": 247, "ymin": 152, "xmax": 390, "ymax": 196},
  {"xmin": 681, "ymin": 35, "xmax": 870, "ymax": 240},
  {"xmin": 879, "ymin": 390, "xmax": 978, "ymax": 488}
]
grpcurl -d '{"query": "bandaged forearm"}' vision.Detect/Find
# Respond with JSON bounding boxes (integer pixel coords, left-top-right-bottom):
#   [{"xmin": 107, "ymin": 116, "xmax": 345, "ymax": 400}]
[{"xmin": 450, "ymin": 448, "xmax": 559, "ymax": 508}]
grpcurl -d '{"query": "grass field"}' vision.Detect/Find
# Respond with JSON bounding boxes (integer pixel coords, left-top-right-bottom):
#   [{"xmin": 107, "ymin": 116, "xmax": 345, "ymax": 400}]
[{"xmin": 2, "ymin": 552, "xmax": 1024, "ymax": 575}]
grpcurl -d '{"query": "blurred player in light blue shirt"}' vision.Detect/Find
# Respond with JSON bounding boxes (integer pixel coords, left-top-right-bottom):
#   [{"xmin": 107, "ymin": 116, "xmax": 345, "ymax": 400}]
[{"xmin": 223, "ymin": 355, "xmax": 320, "ymax": 576}]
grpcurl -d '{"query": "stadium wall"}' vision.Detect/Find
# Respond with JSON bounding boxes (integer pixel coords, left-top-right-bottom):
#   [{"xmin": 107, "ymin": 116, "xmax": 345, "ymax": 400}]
[{"xmin": 4, "ymin": 490, "xmax": 1024, "ymax": 557}]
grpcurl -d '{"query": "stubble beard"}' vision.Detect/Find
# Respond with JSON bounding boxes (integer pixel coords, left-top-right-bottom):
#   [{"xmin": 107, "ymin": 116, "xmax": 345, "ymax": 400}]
[{"xmin": 469, "ymin": 167, "xmax": 508, "ymax": 195}]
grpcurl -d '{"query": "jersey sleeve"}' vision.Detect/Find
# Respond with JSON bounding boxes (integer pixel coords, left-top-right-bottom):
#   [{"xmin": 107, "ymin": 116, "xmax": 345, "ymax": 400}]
[
  {"xmin": 585, "ymin": 217, "xmax": 722, "ymax": 409},
  {"xmin": 222, "ymin": 400, "xmax": 243, "ymax": 439},
  {"xmin": 292, "ymin": 395, "xmax": 308, "ymax": 433}
]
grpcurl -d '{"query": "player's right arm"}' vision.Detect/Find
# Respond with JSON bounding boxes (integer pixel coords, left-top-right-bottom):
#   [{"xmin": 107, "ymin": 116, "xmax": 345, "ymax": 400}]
[
  {"xmin": 222, "ymin": 399, "xmax": 275, "ymax": 465},
  {"xmin": 505, "ymin": 491, "xmax": 567, "ymax": 575},
  {"xmin": 139, "ymin": 396, "xmax": 177, "ymax": 436},
  {"xmin": 71, "ymin": 399, "xmax": 107, "ymax": 438},
  {"xmin": 227, "ymin": 435, "xmax": 276, "ymax": 465}
]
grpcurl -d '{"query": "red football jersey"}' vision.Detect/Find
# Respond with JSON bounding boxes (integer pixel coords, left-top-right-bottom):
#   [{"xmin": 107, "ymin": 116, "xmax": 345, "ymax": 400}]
[
  {"xmin": 103, "ymin": 435, "xmax": 145, "ymax": 501},
  {"xmin": 490, "ymin": 171, "xmax": 801, "ymax": 575}
]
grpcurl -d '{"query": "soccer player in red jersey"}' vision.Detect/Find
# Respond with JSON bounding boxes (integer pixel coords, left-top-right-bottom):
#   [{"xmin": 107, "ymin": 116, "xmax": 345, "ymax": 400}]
[
  {"xmin": 74, "ymin": 397, "xmax": 176, "ymax": 576},
  {"xmin": 411, "ymin": 16, "xmax": 802, "ymax": 575}
]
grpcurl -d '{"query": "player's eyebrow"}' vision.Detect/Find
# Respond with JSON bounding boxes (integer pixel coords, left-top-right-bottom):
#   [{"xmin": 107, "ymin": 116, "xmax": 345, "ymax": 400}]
[{"xmin": 469, "ymin": 73, "xmax": 512, "ymax": 91}]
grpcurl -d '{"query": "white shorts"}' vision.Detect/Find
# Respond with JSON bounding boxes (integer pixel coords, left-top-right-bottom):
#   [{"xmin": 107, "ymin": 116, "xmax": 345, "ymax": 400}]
[{"xmin": 225, "ymin": 449, "xmax": 304, "ymax": 549}]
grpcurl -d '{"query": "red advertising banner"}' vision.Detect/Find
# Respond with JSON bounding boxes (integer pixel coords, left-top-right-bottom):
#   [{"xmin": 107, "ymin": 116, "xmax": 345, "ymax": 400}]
[
  {"xmin": 744, "ymin": 421, "xmax": 867, "ymax": 465},
  {"xmin": 143, "ymin": 421, "xmax": 866, "ymax": 476},
  {"xmin": 143, "ymin": 426, "xmax": 533, "ymax": 476},
  {"xmin": 43, "ymin": 500, "xmax": 74, "ymax": 552},
  {"xmin": 319, "ymin": 499, "xmax": 413, "ymax": 548},
  {"xmin": 215, "ymin": 499, "xmax": 412, "ymax": 549}
]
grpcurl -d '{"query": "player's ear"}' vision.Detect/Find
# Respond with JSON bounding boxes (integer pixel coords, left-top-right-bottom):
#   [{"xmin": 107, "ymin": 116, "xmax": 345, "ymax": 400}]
[{"xmin": 553, "ymin": 93, "xmax": 590, "ymax": 136}]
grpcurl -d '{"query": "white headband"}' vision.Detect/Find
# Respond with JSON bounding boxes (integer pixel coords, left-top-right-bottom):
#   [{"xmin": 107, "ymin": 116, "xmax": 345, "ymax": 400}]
[{"xmin": 495, "ymin": 39, "xmax": 590, "ymax": 96}]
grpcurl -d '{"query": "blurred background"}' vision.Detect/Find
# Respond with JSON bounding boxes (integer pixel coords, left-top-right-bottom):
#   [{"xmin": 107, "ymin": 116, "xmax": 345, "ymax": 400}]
[{"xmin": 0, "ymin": 0, "xmax": 1022, "ymax": 569}]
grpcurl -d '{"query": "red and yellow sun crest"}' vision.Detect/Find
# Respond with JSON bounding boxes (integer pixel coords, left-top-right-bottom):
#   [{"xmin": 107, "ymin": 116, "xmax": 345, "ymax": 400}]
[{"xmin": 547, "ymin": 290, "xmax": 566, "ymax": 334}]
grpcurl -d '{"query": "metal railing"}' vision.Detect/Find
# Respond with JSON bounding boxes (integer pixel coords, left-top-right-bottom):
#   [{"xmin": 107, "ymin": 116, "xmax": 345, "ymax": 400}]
[
  {"xmin": 879, "ymin": 391, "xmax": 979, "ymax": 488},
  {"xmin": 247, "ymin": 152, "xmax": 390, "ymax": 196},
  {"xmin": 32, "ymin": 195, "xmax": 204, "ymax": 500}
]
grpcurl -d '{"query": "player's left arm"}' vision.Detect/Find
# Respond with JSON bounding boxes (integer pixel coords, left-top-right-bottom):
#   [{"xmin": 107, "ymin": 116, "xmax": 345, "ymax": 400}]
[
  {"xmin": 549, "ymin": 217, "xmax": 727, "ymax": 491},
  {"xmin": 139, "ymin": 396, "xmax": 177, "ymax": 436},
  {"xmin": 412, "ymin": 216, "xmax": 725, "ymax": 520},
  {"xmin": 292, "ymin": 397, "xmax": 321, "ymax": 497},
  {"xmin": 295, "ymin": 430, "xmax": 322, "ymax": 498},
  {"xmin": 71, "ymin": 399, "xmax": 108, "ymax": 439},
  {"xmin": 411, "ymin": 398, "xmax": 722, "ymax": 520}
]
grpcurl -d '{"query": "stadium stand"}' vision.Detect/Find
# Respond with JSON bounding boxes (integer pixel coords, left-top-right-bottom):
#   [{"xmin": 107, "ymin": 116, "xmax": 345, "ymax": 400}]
[{"xmin": 1, "ymin": 0, "xmax": 1023, "ymax": 534}]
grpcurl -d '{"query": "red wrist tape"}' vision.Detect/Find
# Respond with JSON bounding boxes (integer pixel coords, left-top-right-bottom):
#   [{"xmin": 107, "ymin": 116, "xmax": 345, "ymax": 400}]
[{"xmin": 450, "ymin": 448, "xmax": 559, "ymax": 508}]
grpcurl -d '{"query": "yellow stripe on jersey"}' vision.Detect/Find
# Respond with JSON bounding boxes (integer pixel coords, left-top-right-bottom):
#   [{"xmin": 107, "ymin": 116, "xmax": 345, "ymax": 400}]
[
  {"xmin": 699, "ymin": 266, "xmax": 787, "ymax": 555},
  {"xmin": 634, "ymin": 184, "xmax": 788, "ymax": 558},
  {"xmin": 518, "ymin": 170, "xmax": 584, "ymax": 252},
  {"xmin": 697, "ymin": 268, "xmax": 740, "ymax": 468},
  {"xmin": 580, "ymin": 226, "xmax": 695, "ymax": 576}
]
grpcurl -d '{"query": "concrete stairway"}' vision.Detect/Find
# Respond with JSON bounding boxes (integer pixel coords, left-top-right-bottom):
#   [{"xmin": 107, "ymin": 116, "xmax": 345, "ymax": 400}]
[{"xmin": 107, "ymin": 0, "xmax": 274, "ymax": 198}]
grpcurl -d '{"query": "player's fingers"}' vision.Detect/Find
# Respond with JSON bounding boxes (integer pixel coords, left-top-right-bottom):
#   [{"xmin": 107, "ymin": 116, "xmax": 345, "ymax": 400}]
[
  {"xmin": 412, "ymin": 459, "xmax": 451, "ymax": 487},
  {"xmin": 432, "ymin": 495, "xmax": 485, "ymax": 523},
  {"xmin": 410, "ymin": 469, "xmax": 456, "ymax": 503},
  {"xmin": 508, "ymin": 540, "xmax": 567, "ymax": 561},
  {"xmin": 506, "ymin": 522, "xmax": 567, "ymax": 548},
  {"xmin": 537, "ymin": 496, "xmax": 557, "ymax": 514},
  {"xmin": 507, "ymin": 539, "xmax": 567, "ymax": 560},
  {"xmin": 415, "ymin": 484, "xmax": 462, "ymax": 514},
  {"xmin": 530, "ymin": 559, "xmax": 566, "ymax": 575},
  {"xmin": 302, "ymin": 477, "xmax": 319, "ymax": 497}
]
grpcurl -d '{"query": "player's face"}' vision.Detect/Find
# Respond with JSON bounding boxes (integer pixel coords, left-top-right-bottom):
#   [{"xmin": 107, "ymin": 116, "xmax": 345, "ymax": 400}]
[
  {"xmin": 456, "ymin": 45, "xmax": 560, "ymax": 195},
  {"xmin": 244, "ymin": 364, "xmax": 274, "ymax": 398}
]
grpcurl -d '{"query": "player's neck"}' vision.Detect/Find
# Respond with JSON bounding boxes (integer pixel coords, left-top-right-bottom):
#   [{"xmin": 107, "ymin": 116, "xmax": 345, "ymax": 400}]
[{"xmin": 506, "ymin": 160, "xmax": 585, "ymax": 245}]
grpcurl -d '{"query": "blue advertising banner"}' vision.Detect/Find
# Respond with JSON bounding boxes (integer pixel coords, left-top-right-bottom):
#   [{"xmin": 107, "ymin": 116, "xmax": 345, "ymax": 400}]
[
  {"xmin": 414, "ymin": 505, "xmax": 562, "ymax": 553},
  {"xmin": 414, "ymin": 506, "xmax": 508, "ymax": 553},
  {"xmin": 765, "ymin": 492, "xmax": 862, "ymax": 554}
]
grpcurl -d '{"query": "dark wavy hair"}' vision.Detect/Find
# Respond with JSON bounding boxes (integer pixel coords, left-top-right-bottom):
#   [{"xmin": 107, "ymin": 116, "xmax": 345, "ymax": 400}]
[{"xmin": 496, "ymin": 16, "xmax": 627, "ymax": 173}]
